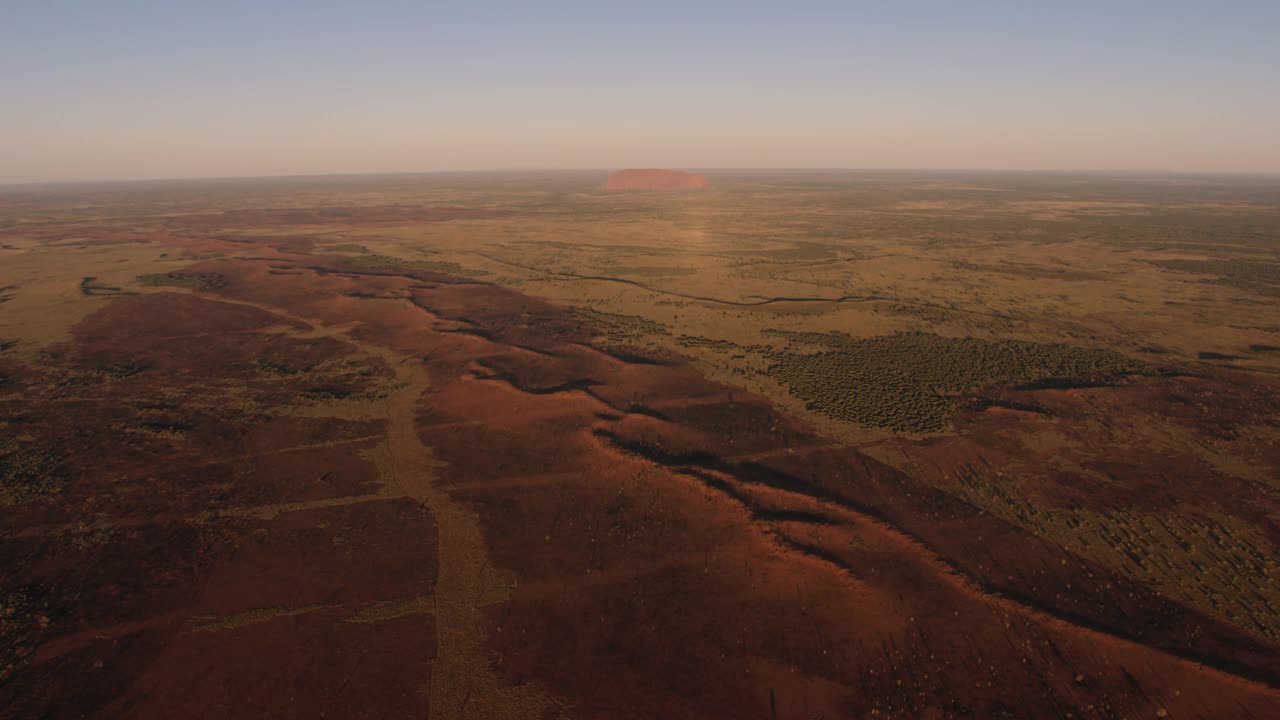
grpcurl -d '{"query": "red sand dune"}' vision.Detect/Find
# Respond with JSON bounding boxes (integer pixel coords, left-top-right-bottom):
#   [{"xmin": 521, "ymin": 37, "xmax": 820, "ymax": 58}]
[
  {"xmin": 606, "ymin": 168, "xmax": 708, "ymax": 190},
  {"xmin": 7, "ymin": 228, "xmax": 1280, "ymax": 719}
]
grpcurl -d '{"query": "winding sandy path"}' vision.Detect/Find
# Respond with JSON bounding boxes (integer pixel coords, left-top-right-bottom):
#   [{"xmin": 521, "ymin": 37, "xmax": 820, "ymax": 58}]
[{"xmin": 206, "ymin": 294, "xmax": 555, "ymax": 720}]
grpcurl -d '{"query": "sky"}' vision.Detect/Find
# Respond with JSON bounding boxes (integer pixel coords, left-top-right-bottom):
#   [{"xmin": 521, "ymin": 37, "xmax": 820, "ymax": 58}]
[{"xmin": 2, "ymin": 1, "xmax": 1278, "ymax": 183}]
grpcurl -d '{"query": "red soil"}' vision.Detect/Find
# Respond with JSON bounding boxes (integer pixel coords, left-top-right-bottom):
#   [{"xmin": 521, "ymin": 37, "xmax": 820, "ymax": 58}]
[
  {"xmin": 0, "ymin": 292, "xmax": 436, "ymax": 719},
  {"xmin": 170, "ymin": 205, "xmax": 514, "ymax": 228},
  {"xmin": 4, "ymin": 232, "xmax": 1279, "ymax": 718},
  {"xmin": 606, "ymin": 169, "xmax": 708, "ymax": 190}
]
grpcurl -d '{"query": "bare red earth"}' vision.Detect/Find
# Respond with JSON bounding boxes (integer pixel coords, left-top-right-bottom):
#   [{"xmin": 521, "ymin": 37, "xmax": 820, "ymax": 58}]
[
  {"xmin": 0, "ymin": 293, "xmax": 435, "ymax": 718},
  {"xmin": 3, "ymin": 229, "xmax": 1279, "ymax": 718},
  {"xmin": 605, "ymin": 169, "xmax": 708, "ymax": 190}
]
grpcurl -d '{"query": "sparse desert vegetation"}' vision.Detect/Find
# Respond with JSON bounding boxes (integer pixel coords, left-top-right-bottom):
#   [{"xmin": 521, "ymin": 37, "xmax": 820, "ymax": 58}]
[
  {"xmin": 1, "ymin": 170, "xmax": 1278, "ymax": 719},
  {"xmin": 1150, "ymin": 258, "xmax": 1280, "ymax": 297},
  {"xmin": 952, "ymin": 461, "xmax": 1280, "ymax": 641},
  {"xmin": 0, "ymin": 440, "xmax": 63, "ymax": 506}
]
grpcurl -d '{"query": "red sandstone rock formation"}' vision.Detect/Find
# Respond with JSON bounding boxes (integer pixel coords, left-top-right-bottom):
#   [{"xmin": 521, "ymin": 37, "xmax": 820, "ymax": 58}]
[{"xmin": 605, "ymin": 168, "xmax": 707, "ymax": 190}]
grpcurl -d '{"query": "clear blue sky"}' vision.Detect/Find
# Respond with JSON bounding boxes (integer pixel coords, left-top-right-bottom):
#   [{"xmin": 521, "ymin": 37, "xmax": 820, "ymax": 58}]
[{"xmin": 3, "ymin": 1, "xmax": 1278, "ymax": 182}]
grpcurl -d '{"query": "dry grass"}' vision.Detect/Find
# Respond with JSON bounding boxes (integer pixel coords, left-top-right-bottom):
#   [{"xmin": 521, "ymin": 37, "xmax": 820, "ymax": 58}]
[{"xmin": 951, "ymin": 462, "xmax": 1280, "ymax": 642}]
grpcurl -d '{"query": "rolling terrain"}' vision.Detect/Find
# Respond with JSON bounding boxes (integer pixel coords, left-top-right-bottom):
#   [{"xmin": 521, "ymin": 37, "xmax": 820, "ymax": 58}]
[{"xmin": 2, "ymin": 171, "xmax": 1278, "ymax": 718}]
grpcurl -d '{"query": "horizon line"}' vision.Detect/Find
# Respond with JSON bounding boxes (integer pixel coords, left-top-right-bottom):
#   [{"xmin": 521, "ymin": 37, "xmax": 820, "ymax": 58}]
[{"xmin": 4, "ymin": 165, "xmax": 1280, "ymax": 188}]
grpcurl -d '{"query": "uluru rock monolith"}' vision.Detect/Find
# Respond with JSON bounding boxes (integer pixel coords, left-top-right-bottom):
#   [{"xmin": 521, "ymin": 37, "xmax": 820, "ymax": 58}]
[{"xmin": 605, "ymin": 169, "xmax": 708, "ymax": 190}]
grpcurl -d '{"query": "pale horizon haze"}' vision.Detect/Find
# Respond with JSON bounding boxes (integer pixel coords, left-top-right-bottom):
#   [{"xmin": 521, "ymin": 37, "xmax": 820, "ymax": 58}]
[{"xmin": 3, "ymin": 0, "xmax": 1279, "ymax": 184}]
